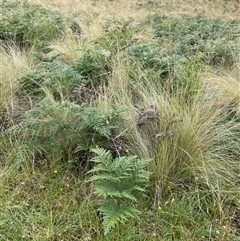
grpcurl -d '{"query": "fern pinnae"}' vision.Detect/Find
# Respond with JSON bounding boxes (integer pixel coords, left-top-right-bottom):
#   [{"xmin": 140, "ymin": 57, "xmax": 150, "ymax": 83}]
[
  {"xmin": 88, "ymin": 173, "xmax": 119, "ymax": 182},
  {"xmin": 89, "ymin": 147, "xmax": 151, "ymax": 235},
  {"xmin": 94, "ymin": 183, "xmax": 121, "ymax": 199}
]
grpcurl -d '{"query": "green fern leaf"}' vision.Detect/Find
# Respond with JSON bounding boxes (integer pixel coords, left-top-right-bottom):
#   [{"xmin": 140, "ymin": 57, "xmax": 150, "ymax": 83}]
[
  {"xmin": 89, "ymin": 147, "xmax": 152, "ymax": 234},
  {"xmin": 94, "ymin": 180, "xmax": 121, "ymax": 198},
  {"xmin": 99, "ymin": 199, "xmax": 140, "ymax": 235},
  {"xmin": 88, "ymin": 173, "xmax": 119, "ymax": 182}
]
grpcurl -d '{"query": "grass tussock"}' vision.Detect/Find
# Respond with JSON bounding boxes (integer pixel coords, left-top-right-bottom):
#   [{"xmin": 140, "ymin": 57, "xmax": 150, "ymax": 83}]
[
  {"xmin": 204, "ymin": 62, "xmax": 240, "ymax": 115},
  {"xmin": 0, "ymin": 44, "xmax": 37, "ymax": 125}
]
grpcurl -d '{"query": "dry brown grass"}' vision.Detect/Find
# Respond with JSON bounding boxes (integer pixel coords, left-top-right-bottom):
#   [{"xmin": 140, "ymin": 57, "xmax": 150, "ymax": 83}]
[
  {"xmin": 0, "ymin": 45, "xmax": 36, "ymax": 124},
  {"xmin": 28, "ymin": 0, "xmax": 149, "ymax": 19},
  {"xmin": 28, "ymin": 0, "xmax": 240, "ymax": 20},
  {"xmin": 203, "ymin": 62, "xmax": 240, "ymax": 115},
  {"xmin": 156, "ymin": 0, "xmax": 240, "ymax": 20}
]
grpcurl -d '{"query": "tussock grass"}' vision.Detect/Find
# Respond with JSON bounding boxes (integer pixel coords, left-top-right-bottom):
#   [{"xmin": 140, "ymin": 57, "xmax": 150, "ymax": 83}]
[
  {"xmin": 97, "ymin": 59, "xmax": 239, "ymax": 190},
  {"xmin": 49, "ymin": 33, "xmax": 79, "ymax": 62},
  {"xmin": 0, "ymin": 44, "xmax": 36, "ymax": 125},
  {"xmin": 93, "ymin": 56, "xmax": 240, "ymax": 238},
  {"xmin": 204, "ymin": 62, "xmax": 240, "ymax": 115}
]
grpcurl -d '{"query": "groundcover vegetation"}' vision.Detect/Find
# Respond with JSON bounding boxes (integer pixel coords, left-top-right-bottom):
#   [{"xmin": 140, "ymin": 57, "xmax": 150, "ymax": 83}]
[{"xmin": 0, "ymin": 0, "xmax": 240, "ymax": 240}]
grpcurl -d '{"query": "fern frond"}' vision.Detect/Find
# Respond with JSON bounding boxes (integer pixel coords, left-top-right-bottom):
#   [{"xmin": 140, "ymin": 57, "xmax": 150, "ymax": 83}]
[
  {"xmin": 99, "ymin": 199, "xmax": 140, "ymax": 235},
  {"xmin": 90, "ymin": 148, "xmax": 113, "ymax": 164},
  {"xmin": 119, "ymin": 191, "xmax": 137, "ymax": 201},
  {"xmin": 93, "ymin": 180, "xmax": 121, "ymax": 199},
  {"xmin": 111, "ymin": 155, "xmax": 138, "ymax": 174},
  {"xmin": 88, "ymin": 173, "xmax": 119, "ymax": 182},
  {"xmin": 8, "ymin": 99, "xmax": 123, "ymax": 166},
  {"xmin": 89, "ymin": 147, "xmax": 152, "ymax": 234}
]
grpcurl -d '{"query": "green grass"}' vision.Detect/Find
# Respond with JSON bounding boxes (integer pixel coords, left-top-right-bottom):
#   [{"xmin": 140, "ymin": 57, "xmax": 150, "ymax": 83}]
[
  {"xmin": 0, "ymin": 166, "xmax": 98, "ymax": 240},
  {"xmin": 0, "ymin": 0, "xmax": 240, "ymax": 240}
]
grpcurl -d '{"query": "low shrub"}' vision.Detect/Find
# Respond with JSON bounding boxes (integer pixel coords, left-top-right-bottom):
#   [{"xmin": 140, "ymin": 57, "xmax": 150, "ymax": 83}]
[
  {"xmin": 0, "ymin": 0, "xmax": 78, "ymax": 49},
  {"xmin": 143, "ymin": 14, "xmax": 240, "ymax": 67},
  {"xmin": 7, "ymin": 97, "xmax": 125, "ymax": 169},
  {"xmin": 18, "ymin": 48, "xmax": 112, "ymax": 99},
  {"xmin": 95, "ymin": 18, "xmax": 138, "ymax": 54}
]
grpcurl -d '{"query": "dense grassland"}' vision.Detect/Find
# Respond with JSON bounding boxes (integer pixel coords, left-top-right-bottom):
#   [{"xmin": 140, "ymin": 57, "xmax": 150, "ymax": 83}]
[{"xmin": 0, "ymin": 0, "xmax": 240, "ymax": 240}]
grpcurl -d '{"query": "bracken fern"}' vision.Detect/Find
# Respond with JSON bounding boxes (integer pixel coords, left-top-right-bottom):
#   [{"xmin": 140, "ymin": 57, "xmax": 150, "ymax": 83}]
[
  {"xmin": 88, "ymin": 147, "xmax": 151, "ymax": 235},
  {"xmin": 7, "ymin": 97, "xmax": 124, "ymax": 168}
]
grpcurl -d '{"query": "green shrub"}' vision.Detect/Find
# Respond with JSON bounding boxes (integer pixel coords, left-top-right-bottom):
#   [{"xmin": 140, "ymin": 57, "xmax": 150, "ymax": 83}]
[
  {"xmin": 8, "ymin": 97, "xmax": 125, "ymax": 167},
  {"xmin": 18, "ymin": 60, "xmax": 77, "ymax": 97},
  {"xmin": 72, "ymin": 49, "xmax": 111, "ymax": 81},
  {"xmin": 127, "ymin": 43, "xmax": 183, "ymax": 80},
  {"xmin": 144, "ymin": 14, "xmax": 240, "ymax": 67},
  {"xmin": 150, "ymin": 15, "xmax": 240, "ymax": 43},
  {"xmin": 95, "ymin": 18, "xmax": 138, "ymax": 54},
  {"xmin": 0, "ymin": 0, "xmax": 65, "ymax": 48},
  {"xmin": 205, "ymin": 41, "xmax": 239, "ymax": 66},
  {"xmin": 127, "ymin": 43, "xmax": 162, "ymax": 68},
  {"xmin": 18, "ymin": 48, "xmax": 112, "ymax": 99}
]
